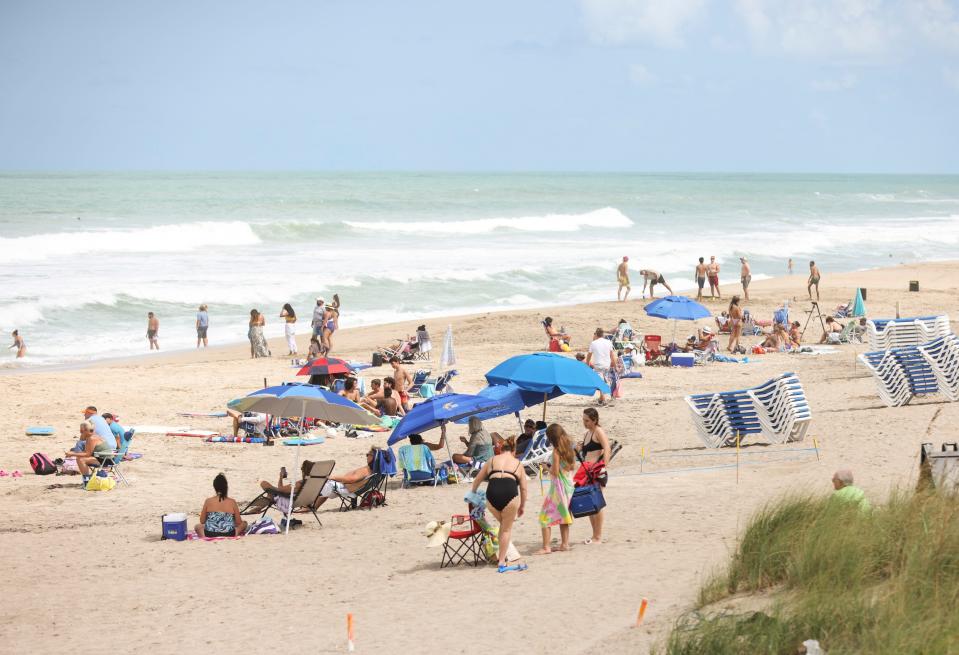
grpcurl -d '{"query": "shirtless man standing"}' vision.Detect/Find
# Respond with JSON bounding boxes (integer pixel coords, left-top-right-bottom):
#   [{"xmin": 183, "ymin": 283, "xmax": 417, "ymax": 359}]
[
  {"xmin": 694, "ymin": 257, "xmax": 708, "ymax": 301},
  {"xmin": 146, "ymin": 312, "xmax": 159, "ymax": 350},
  {"xmin": 389, "ymin": 357, "xmax": 412, "ymax": 412},
  {"xmin": 640, "ymin": 269, "xmax": 673, "ymax": 299},
  {"xmin": 707, "ymin": 256, "xmax": 721, "ymax": 299},
  {"xmin": 740, "ymin": 257, "xmax": 752, "ymax": 301},
  {"xmin": 616, "ymin": 256, "xmax": 631, "ymax": 302},
  {"xmin": 808, "ymin": 261, "xmax": 821, "ymax": 301}
]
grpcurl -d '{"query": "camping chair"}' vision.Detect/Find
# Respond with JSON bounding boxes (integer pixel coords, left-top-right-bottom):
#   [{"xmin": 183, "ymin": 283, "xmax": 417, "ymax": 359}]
[
  {"xmin": 412, "ymin": 329, "xmax": 432, "ymax": 361},
  {"xmin": 643, "ymin": 335, "xmax": 664, "ymax": 362},
  {"xmin": 408, "ymin": 369, "xmax": 431, "ymax": 397},
  {"xmin": 398, "ymin": 443, "xmax": 443, "ymax": 488},
  {"xmin": 336, "ymin": 473, "xmax": 387, "ymax": 511},
  {"xmin": 92, "ymin": 429, "xmax": 135, "ymax": 486},
  {"xmin": 440, "ymin": 513, "xmax": 485, "ymax": 568},
  {"xmin": 837, "ymin": 321, "xmax": 857, "ymax": 344},
  {"xmin": 241, "ymin": 460, "xmax": 335, "ymax": 528},
  {"xmin": 429, "ymin": 369, "xmax": 458, "ymax": 394},
  {"xmin": 519, "ymin": 429, "xmax": 551, "ymax": 473}
]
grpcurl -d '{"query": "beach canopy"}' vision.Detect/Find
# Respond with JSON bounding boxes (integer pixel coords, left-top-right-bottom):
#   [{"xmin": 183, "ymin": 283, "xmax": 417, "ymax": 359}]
[
  {"xmin": 229, "ymin": 383, "xmax": 373, "ymax": 424},
  {"xmin": 296, "ymin": 357, "xmax": 355, "ymax": 376},
  {"xmin": 485, "ymin": 352, "xmax": 610, "ymax": 396},
  {"xmin": 453, "ymin": 383, "xmax": 563, "ymax": 424},
  {"xmin": 387, "ymin": 393, "xmax": 502, "ymax": 445},
  {"xmin": 644, "ymin": 295, "xmax": 711, "ymax": 321}
]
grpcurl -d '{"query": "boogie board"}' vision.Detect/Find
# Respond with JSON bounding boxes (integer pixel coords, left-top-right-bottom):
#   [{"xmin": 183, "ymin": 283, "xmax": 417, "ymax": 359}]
[
  {"xmin": 166, "ymin": 430, "xmax": 219, "ymax": 438},
  {"xmin": 282, "ymin": 436, "xmax": 326, "ymax": 446},
  {"xmin": 26, "ymin": 426, "xmax": 55, "ymax": 436}
]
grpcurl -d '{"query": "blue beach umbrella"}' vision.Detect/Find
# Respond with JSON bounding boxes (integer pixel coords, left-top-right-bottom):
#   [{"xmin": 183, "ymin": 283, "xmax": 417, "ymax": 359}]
[
  {"xmin": 644, "ymin": 295, "xmax": 711, "ymax": 344},
  {"xmin": 387, "ymin": 393, "xmax": 502, "ymax": 446},
  {"xmin": 485, "ymin": 352, "xmax": 610, "ymax": 420},
  {"xmin": 453, "ymin": 383, "xmax": 564, "ymax": 426}
]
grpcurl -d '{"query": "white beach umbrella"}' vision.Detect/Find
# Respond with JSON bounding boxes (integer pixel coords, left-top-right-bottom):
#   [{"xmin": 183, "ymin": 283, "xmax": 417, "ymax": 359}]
[{"xmin": 440, "ymin": 324, "xmax": 456, "ymax": 369}]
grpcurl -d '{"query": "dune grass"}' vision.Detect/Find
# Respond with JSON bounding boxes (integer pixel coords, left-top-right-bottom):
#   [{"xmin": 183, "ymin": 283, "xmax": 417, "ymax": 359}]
[{"xmin": 663, "ymin": 490, "xmax": 959, "ymax": 654}]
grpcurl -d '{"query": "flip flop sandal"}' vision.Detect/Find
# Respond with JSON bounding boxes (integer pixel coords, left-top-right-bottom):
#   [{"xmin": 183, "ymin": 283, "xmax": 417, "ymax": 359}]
[
  {"xmin": 11, "ymin": 471, "xmax": 22, "ymax": 478},
  {"xmin": 0, "ymin": 470, "xmax": 8, "ymax": 477}
]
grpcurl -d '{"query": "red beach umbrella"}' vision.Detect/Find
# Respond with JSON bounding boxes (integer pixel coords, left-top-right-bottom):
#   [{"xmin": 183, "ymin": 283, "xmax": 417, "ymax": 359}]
[{"xmin": 296, "ymin": 357, "xmax": 355, "ymax": 376}]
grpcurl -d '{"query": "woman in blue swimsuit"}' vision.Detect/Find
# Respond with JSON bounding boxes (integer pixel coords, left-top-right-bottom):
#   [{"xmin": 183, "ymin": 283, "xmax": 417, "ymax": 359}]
[{"xmin": 195, "ymin": 473, "xmax": 247, "ymax": 537}]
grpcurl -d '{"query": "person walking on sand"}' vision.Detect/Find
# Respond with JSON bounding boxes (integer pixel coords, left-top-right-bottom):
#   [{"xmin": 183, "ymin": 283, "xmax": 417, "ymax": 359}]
[
  {"xmin": 727, "ymin": 296, "xmax": 743, "ymax": 353},
  {"xmin": 196, "ymin": 304, "xmax": 209, "ymax": 348},
  {"xmin": 536, "ymin": 423, "xmax": 576, "ymax": 555},
  {"xmin": 9, "ymin": 330, "xmax": 26, "ymax": 358},
  {"xmin": 808, "ymin": 261, "xmax": 821, "ymax": 301},
  {"xmin": 707, "ymin": 256, "xmax": 721, "ymax": 299},
  {"xmin": 788, "ymin": 258, "xmax": 794, "ymax": 275},
  {"xmin": 146, "ymin": 312, "xmax": 159, "ymax": 350},
  {"xmin": 280, "ymin": 303, "xmax": 297, "ymax": 356},
  {"xmin": 740, "ymin": 257, "xmax": 752, "ymax": 301},
  {"xmin": 616, "ymin": 256, "xmax": 631, "ymax": 302},
  {"xmin": 470, "ymin": 436, "xmax": 528, "ymax": 573},
  {"xmin": 694, "ymin": 257, "xmax": 707, "ymax": 301}
]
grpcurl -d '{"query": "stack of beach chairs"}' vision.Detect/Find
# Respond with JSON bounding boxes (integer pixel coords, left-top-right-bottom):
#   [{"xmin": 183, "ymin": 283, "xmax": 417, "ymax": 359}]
[
  {"xmin": 684, "ymin": 372, "xmax": 812, "ymax": 448},
  {"xmin": 866, "ymin": 315, "xmax": 950, "ymax": 350},
  {"xmin": 858, "ymin": 313, "xmax": 958, "ymax": 407}
]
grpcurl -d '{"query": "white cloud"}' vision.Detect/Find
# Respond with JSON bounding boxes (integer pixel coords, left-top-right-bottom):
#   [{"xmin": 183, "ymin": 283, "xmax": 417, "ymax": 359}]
[
  {"xmin": 810, "ymin": 72, "xmax": 858, "ymax": 91},
  {"xmin": 628, "ymin": 63, "xmax": 657, "ymax": 85},
  {"xmin": 579, "ymin": 0, "xmax": 708, "ymax": 47},
  {"xmin": 908, "ymin": 0, "xmax": 959, "ymax": 53}
]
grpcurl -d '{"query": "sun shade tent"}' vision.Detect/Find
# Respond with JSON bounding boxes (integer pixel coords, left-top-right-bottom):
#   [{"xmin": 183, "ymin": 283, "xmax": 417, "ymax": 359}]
[
  {"xmin": 484, "ymin": 352, "xmax": 610, "ymax": 421},
  {"xmin": 229, "ymin": 383, "xmax": 376, "ymax": 533}
]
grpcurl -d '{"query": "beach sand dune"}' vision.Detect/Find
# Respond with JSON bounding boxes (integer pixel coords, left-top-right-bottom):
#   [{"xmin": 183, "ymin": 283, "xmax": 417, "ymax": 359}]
[{"xmin": 1, "ymin": 262, "xmax": 957, "ymax": 654}]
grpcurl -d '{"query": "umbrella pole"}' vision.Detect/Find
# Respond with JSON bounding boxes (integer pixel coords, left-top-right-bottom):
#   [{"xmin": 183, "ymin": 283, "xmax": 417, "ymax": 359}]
[
  {"xmin": 542, "ymin": 393, "xmax": 547, "ymax": 422},
  {"xmin": 441, "ymin": 421, "xmax": 459, "ymax": 483},
  {"xmin": 286, "ymin": 399, "xmax": 305, "ymax": 535},
  {"xmin": 515, "ymin": 412, "xmax": 523, "ymax": 433}
]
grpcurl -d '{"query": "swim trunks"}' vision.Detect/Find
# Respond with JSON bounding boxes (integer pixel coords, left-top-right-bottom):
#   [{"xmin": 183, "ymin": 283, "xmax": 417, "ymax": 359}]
[
  {"xmin": 618, "ymin": 275, "xmax": 630, "ymax": 286},
  {"xmin": 657, "ymin": 274, "xmax": 666, "ymax": 284},
  {"xmin": 197, "ymin": 326, "xmax": 208, "ymax": 338},
  {"xmin": 741, "ymin": 275, "xmax": 751, "ymax": 288},
  {"xmin": 399, "ymin": 390, "xmax": 409, "ymax": 406},
  {"xmin": 708, "ymin": 274, "xmax": 719, "ymax": 286},
  {"xmin": 147, "ymin": 329, "xmax": 157, "ymax": 339},
  {"xmin": 697, "ymin": 276, "xmax": 705, "ymax": 289}
]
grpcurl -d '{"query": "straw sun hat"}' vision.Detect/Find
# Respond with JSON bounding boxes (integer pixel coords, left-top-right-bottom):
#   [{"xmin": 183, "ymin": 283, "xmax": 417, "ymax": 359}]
[{"xmin": 424, "ymin": 520, "xmax": 450, "ymax": 548}]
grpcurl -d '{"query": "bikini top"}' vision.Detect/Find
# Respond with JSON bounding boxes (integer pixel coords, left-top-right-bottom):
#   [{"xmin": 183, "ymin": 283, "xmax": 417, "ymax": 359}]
[{"xmin": 583, "ymin": 430, "xmax": 603, "ymax": 454}]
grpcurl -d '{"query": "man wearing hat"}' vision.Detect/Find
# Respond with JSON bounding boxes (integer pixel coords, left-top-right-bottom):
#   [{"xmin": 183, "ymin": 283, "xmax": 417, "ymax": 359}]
[
  {"xmin": 311, "ymin": 297, "xmax": 325, "ymax": 338},
  {"xmin": 616, "ymin": 256, "xmax": 631, "ymax": 302}
]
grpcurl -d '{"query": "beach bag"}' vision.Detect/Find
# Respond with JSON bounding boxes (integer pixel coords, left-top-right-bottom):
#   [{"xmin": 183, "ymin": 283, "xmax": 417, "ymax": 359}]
[
  {"xmin": 569, "ymin": 483, "xmax": 606, "ymax": 518},
  {"xmin": 30, "ymin": 452, "xmax": 56, "ymax": 475},
  {"xmin": 360, "ymin": 490, "xmax": 385, "ymax": 509},
  {"xmin": 86, "ymin": 474, "xmax": 115, "ymax": 491},
  {"xmin": 247, "ymin": 517, "xmax": 279, "ymax": 535},
  {"xmin": 371, "ymin": 352, "xmax": 384, "ymax": 367}
]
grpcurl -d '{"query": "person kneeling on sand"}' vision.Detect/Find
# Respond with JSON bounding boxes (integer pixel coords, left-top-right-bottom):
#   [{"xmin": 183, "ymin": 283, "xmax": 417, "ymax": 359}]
[
  {"xmin": 196, "ymin": 473, "xmax": 247, "ymax": 537},
  {"xmin": 819, "ymin": 316, "xmax": 843, "ymax": 344},
  {"xmin": 830, "ymin": 469, "xmax": 870, "ymax": 512}
]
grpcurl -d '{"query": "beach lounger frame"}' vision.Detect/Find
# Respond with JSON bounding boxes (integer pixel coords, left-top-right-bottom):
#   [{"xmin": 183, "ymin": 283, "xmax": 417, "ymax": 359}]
[
  {"xmin": 918, "ymin": 334, "xmax": 959, "ymax": 402},
  {"xmin": 866, "ymin": 315, "xmax": 950, "ymax": 350},
  {"xmin": 240, "ymin": 460, "xmax": 335, "ymax": 528}
]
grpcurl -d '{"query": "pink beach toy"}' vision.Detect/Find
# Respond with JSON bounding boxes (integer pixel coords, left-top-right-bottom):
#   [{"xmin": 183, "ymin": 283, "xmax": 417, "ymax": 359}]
[{"xmin": 11, "ymin": 470, "xmax": 23, "ymax": 478}]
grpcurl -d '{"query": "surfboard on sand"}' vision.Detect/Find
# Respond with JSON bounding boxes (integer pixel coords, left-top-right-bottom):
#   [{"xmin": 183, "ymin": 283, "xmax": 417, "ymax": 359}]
[
  {"xmin": 26, "ymin": 426, "xmax": 55, "ymax": 436},
  {"xmin": 282, "ymin": 436, "xmax": 326, "ymax": 446}
]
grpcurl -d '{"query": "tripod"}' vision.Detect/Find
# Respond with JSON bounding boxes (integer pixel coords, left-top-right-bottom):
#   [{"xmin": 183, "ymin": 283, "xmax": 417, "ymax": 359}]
[{"xmin": 800, "ymin": 301, "xmax": 827, "ymax": 341}]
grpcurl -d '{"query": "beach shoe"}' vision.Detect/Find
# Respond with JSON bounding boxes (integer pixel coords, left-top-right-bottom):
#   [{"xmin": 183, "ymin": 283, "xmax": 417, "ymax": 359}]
[
  {"xmin": 0, "ymin": 470, "xmax": 7, "ymax": 477},
  {"xmin": 11, "ymin": 470, "xmax": 22, "ymax": 478}
]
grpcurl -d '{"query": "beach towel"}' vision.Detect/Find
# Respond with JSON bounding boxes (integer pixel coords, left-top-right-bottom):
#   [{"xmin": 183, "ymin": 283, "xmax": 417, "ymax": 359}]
[
  {"xmin": 206, "ymin": 435, "xmax": 266, "ymax": 444},
  {"xmin": 539, "ymin": 468, "xmax": 574, "ymax": 527},
  {"xmin": 712, "ymin": 353, "xmax": 748, "ymax": 363},
  {"xmin": 398, "ymin": 444, "xmax": 434, "ymax": 475},
  {"xmin": 187, "ymin": 533, "xmax": 243, "ymax": 542}
]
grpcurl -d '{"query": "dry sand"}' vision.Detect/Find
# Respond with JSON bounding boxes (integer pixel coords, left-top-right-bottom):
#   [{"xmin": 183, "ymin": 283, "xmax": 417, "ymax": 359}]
[{"xmin": 2, "ymin": 261, "xmax": 957, "ymax": 654}]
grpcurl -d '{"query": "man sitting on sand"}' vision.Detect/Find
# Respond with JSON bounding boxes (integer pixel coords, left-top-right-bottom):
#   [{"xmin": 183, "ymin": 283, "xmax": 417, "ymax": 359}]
[
  {"xmin": 819, "ymin": 316, "xmax": 843, "ymax": 344},
  {"xmin": 831, "ymin": 469, "xmax": 870, "ymax": 512}
]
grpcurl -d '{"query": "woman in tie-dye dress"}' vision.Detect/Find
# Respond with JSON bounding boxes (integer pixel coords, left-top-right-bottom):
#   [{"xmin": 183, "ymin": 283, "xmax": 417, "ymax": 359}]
[{"xmin": 535, "ymin": 423, "xmax": 576, "ymax": 554}]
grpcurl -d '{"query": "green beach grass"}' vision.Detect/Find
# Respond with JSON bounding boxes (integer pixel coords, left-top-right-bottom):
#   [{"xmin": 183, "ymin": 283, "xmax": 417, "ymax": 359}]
[{"xmin": 663, "ymin": 490, "xmax": 959, "ymax": 654}]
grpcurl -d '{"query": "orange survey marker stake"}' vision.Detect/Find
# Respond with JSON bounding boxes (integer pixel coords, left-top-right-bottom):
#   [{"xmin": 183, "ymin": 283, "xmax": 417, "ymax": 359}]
[
  {"xmin": 347, "ymin": 613, "xmax": 355, "ymax": 652},
  {"xmin": 633, "ymin": 598, "xmax": 649, "ymax": 628}
]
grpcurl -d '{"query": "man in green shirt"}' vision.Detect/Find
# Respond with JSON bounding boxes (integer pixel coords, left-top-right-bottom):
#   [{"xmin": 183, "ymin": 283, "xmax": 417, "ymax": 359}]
[{"xmin": 831, "ymin": 469, "xmax": 870, "ymax": 512}]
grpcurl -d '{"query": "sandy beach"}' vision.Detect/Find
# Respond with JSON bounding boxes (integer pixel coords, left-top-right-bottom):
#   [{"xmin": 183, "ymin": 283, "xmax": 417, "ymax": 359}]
[{"xmin": 2, "ymin": 261, "xmax": 957, "ymax": 654}]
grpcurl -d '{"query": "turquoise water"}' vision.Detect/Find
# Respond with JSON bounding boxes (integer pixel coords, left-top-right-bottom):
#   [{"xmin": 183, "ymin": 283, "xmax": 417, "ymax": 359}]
[{"xmin": 1, "ymin": 172, "xmax": 957, "ymax": 366}]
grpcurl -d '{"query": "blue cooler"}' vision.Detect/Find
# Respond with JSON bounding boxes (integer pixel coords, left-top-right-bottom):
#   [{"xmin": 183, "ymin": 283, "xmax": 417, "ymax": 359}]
[
  {"xmin": 162, "ymin": 513, "xmax": 188, "ymax": 541},
  {"xmin": 671, "ymin": 353, "xmax": 695, "ymax": 368}
]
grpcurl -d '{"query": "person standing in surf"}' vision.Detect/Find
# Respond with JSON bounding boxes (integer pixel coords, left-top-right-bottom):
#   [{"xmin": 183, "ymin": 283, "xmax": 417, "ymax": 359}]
[
  {"xmin": 616, "ymin": 256, "xmax": 631, "ymax": 302},
  {"xmin": 808, "ymin": 261, "xmax": 821, "ymax": 301},
  {"xmin": 707, "ymin": 256, "xmax": 721, "ymax": 299},
  {"xmin": 740, "ymin": 257, "xmax": 751, "ymax": 301},
  {"xmin": 248, "ymin": 309, "xmax": 271, "ymax": 358},
  {"xmin": 196, "ymin": 304, "xmax": 209, "ymax": 348},
  {"xmin": 694, "ymin": 257, "xmax": 707, "ymax": 301},
  {"xmin": 146, "ymin": 312, "xmax": 159, "ymax": 350},
  {"xmin": 9, "ymin": 330, "xmax": 26, "ymax": 358}
]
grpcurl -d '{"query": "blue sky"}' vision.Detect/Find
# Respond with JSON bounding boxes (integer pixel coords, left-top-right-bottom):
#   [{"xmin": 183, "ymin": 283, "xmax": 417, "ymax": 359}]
[{"xmin": 1, "ymin": 0, "xmax": 958, "ymax": 173}]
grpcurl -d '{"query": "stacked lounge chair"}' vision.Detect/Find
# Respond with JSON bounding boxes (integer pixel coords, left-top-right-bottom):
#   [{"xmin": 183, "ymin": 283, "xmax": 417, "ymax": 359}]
[
  {"xmin": 917, "ymin": 333, "xmax": 959, "ymax": 402},
  {"xmin": 858, "ymin": 344, "xmax": 940, "ymax": 407},
  {"xmin": 685, "ymin": 372, "xmax": 811, "ymax": 448},
  {"xmin": 866, "ymin": 315, "xmax": 950, "ymax": 350}
]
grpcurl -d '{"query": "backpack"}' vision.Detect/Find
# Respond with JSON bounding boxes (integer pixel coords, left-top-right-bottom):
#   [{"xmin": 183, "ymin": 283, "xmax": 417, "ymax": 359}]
[
  {"xmin": 30, "ymin": 452, "xmax": 57, "ymax": 475},
  {"xmin": 360, "ymin": 490, "xmax": 385, "ymax": 509}
]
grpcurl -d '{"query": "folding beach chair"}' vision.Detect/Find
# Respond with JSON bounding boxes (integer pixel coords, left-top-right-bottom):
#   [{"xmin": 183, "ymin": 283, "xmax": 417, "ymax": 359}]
[
  {"xmin": 643, "ymin": 335, "xmax": 665, "ymax": 363},
  {"xmin": 92, "ymin": 429, "xmax": 135, "ymax": 486},
  {"xmin": 918, "ymin": 334, "xmax": 959, "ymax": 402},
  {"xmin": 241, "ymin": 460, "xmax": 335, "ymax": 528},
  {"xmin": 398, "ymin": 443, "xmax": 443, "ymax": 488},
  {"xmin": 519, "ymin": 429, "xmax": 551, "ymax": 473},
  {"xmin": 440, "ymin": 513, "xmax": 485, "ymax": 568},
  {"xmin": 336, "ymin": 473, "xmax": 387, "ymax": 511},
  {"xmin": 429, "ymin": 369, "xmax": 458, "ymax": 394},
  {"xmin": 408, "ymin": 369, "xmax": 431, "ymax": 397},
  {"xmin": 412, "ymin": 328, "xmax": 432, "ymax": 361}
]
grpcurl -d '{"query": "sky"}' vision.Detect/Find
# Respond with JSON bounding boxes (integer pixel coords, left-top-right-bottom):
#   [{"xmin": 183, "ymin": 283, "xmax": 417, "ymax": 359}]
[{"xmin": 1, "ymin": 0, "xmax": 958, "ymax": 173}]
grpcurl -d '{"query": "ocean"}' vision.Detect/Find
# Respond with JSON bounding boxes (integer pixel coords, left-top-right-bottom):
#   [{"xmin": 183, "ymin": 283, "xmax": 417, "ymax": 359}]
[{"xmin": 2, "ymin": 172, "xmax": 958, "ymax": 367}]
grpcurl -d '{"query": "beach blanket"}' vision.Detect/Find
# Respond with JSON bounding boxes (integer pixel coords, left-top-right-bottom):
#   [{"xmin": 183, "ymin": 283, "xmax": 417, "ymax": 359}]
[
  {"xmin": 712, "ymin": 354, "xmax": 748, "ymax": 364},
  {"xmin": 130, "ymin": 425, "xmax": 190, "ymax": 434},
  {"xmin": 167, "ymin": 430, "xmax": 219, "ymax": 438},
  {"xmin": 206, "ymin": 435, "xmax": 265, "ymax": 444},
  {"xmin": 352, "ymin": 424, "xmax": 390, "ymax": 432},
  {"xmin": 186, "ymin": 533, "xmax": 243, "ymax": 542}
]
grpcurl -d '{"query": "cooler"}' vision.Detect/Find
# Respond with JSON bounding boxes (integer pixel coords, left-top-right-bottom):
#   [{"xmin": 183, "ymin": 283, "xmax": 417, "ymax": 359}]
[
  {"xmin": 162, "ymin": 513, "xmax": 188, "ymax": 541},
  {"xmin": 671, "ymin": 353, "xmax": 695, "ymax": 368}
]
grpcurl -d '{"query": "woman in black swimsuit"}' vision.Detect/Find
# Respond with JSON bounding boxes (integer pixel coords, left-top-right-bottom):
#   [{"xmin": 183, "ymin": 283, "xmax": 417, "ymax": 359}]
[
  {"xmin": 577, "ymin": 408, "xmax": 612, "ymax": 545},
  {"xmin": 470, "ymin": 436, "xmax": 528, "ymax": 572}
]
